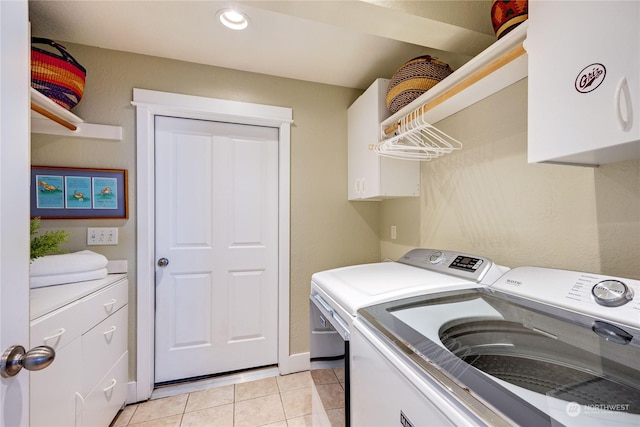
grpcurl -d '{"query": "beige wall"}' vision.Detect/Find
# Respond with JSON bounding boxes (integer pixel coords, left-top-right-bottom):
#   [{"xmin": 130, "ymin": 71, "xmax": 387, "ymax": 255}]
[
  {"xmin": 382, "ymin": 79, "xmax": 640, "ymax": 280},
  {"xmin": 32, "ymin": 42, "xmax": 639, "ymax": 385},
  {"xmin": 31, "ymin": 44, "xmax": 381, "ymax": 379},
  {"xmin": 380, "ymin": 197, "xmax": 420, "ymax": 260}
]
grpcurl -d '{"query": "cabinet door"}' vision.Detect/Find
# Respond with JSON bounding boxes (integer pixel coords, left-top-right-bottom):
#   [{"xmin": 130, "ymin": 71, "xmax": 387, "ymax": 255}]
[
  {"xmin": 348, "ymin": 79, "xmax": 420, "ymax": 200},
  {"xmin": 528, "ymin": 0, "xmax": 640, "ymax": 165},
  {"xmin": 348, "ymin": 79, "xmax": 387, "ymax": 200},
  {"xmin": 30, "ymin": 338, "xmax": 81, "ymax": 427}
]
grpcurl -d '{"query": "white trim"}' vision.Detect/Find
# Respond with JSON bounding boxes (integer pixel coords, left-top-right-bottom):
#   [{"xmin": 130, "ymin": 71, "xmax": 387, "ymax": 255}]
[
  {"xmin": 132, "ymin": 89, "xmax": 292, "ymax": 402},
  {"xmin": 281, "ymin": 352, "xmax": 311, "ymax": 375},
  {"xmin": 126, "ymin": 381, "xmax": 138, "ymax": 404}
]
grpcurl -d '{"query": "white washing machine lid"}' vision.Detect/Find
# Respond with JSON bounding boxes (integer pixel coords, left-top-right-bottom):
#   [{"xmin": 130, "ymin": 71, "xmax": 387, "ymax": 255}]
[
  {"xmin": 311, "ymin": 249, "xmax": 507, "ymax": 319},
  {"xmin": 312, "ymin": 262, "xmax": 471, "ymax": 318}
]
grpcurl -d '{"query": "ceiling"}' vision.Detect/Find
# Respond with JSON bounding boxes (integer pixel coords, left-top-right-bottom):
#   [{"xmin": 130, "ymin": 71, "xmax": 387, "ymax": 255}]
[{"xmin": 28, "ymin": 0, "xmax": 497, "ymax": 90}]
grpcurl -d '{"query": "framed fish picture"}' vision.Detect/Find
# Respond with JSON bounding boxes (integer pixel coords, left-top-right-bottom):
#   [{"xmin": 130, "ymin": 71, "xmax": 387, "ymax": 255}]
[{"xmin": 31, "ymin": 166, "xmax": 128, "ymax": 219}]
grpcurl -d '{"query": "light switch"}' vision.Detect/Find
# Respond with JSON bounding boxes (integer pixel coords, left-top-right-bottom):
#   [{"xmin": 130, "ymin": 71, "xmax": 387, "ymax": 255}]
[{"xmin": 87, "ymin": 227, "xmax": 118, "ymax": 245}]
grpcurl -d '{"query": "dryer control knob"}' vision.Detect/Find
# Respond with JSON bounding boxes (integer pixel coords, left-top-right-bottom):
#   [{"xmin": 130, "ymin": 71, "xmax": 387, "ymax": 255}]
[
  {"xmin": 592, "ymin": 280, "xmax": 633, "ymax": 307},
  {"xmin": 429, "ymin": 251, "xmax": 443, "ymax": 264}
]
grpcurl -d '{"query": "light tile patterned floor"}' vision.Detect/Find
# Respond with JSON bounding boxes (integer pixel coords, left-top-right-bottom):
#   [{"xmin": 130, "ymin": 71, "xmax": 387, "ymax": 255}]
[{"xmin": 110, "ymin": 368, "xmax": 345, "ymax": 427}]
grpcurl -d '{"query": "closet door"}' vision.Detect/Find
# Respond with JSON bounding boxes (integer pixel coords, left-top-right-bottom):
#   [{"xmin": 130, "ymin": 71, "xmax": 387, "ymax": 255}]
[{"xmin": 154, "ymin": 116, "xmax": 279, "ymax": 383}]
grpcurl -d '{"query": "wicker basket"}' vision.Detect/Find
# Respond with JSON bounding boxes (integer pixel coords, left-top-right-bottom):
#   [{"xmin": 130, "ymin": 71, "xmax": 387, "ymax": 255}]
[
  {"xmin": 31, "ymin": 37, "xmax": 86, "ymax": 110},
  {"xmin": 385, "ymin": 55, "xmax": 454, "ymax": 114},
  {"xmin": 491, "ymin": 0, "xmax": 528, "ymax": 39}
]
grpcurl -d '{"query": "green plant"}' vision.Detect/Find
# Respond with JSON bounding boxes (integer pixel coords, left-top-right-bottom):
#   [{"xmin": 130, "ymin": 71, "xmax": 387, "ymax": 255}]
[{"xmin": 30, "ymin": 217, "xmax": 70, "ymax": 261}]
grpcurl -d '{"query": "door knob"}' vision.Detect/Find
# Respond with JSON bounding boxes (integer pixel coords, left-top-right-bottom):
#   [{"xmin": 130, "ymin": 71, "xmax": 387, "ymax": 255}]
[
  {"xmin": 157, "ymin": 257, "xmax": 169, "ymax": 267},
  {"xmin": 1, "ymin": 345, "xmax": 55, "ymax": 378}
]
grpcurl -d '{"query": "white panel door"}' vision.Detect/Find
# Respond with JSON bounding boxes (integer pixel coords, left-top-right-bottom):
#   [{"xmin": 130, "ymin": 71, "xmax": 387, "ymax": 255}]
[
  {"xmin": 1, "ymin": 1, "xmax": 31, "ymax": 425},
  {"xmin": 154, "ymin": 116, "xmax": 279, "ymax": 383}
]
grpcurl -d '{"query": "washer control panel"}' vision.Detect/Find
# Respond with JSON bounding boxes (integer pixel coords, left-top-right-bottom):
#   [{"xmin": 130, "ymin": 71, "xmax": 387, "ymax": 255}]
[
  {"xmin": 449, "ymin": 255, "xmax": 485, "ymax": 272},
  {"xmin": 398, "ymin": 249, "xmax": 493, "ymax": 282},
  {"xmin": 492, "ymin": 266, "xmax": 639, "ymax": 328}
]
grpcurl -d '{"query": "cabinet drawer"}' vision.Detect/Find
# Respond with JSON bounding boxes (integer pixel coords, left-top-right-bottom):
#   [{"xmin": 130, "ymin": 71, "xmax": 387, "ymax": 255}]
[
  {"xmin": 81, "ymin": 278, "xmax": 128, "ymax": 334},
  {"xmin": 30, "ymin": 300, "xmax": 84, "ymax": 351},
  {"xmin": 81, "ymin": 306, "xmax": 128, "ymax": 395},
  {"xmin": 81, "ymin": 352, "xmax": 128, "ymax": 427},
  {"xmin": 30, "ymin": 338, "xmax": 82, "ymax": 427}
]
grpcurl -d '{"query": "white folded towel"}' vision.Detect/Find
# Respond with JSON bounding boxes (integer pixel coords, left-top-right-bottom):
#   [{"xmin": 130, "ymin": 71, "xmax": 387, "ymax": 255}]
[
  {"xmin": 30, "ymin": 268, "xmax": 108, "ymax": 289},
  {"xmin": 30, "ymin": 250, "xmax": 109, "ymax": 277}
]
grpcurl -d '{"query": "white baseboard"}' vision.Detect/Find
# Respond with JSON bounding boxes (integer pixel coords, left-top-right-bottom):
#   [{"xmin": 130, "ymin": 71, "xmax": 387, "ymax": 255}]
[{"xmin": 127, "ymin": 381, "xmax": 140, "ymax": 404}]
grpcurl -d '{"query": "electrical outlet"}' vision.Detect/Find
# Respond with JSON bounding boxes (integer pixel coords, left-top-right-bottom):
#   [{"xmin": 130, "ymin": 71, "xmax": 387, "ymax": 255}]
[
  {"xmin": 87, "ymin": 227, "xmax": 118, "ymax": 245},
  {"xmin": 391, "ymin": 225, "xmax": 397, "ymax": 240}
]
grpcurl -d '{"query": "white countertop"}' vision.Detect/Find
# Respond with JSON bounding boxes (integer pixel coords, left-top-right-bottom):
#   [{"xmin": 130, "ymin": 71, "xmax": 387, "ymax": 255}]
[{"xmin": 30, "ymin": 274, "xmax": 127, "ymax": 320}]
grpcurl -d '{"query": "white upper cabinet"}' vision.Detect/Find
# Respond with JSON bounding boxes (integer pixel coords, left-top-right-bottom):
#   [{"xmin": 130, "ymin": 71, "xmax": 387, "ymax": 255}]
[
  {"xmin": 527, "ymin": 0, "xmax": 640, "ymax": 165},
  {"xmin": 348, "ymin": 78, "xmax": 420, "ymax": 201}
]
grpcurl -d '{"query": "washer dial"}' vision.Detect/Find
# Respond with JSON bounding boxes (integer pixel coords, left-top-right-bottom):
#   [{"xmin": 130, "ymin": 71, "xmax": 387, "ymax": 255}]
[
  {"xmin": 591, "ymin": 280, "xmax": 633, "ymax": 307},
  {"xmin": 429, "ymin": 251, "xmax": 444, "ymax": 264}
]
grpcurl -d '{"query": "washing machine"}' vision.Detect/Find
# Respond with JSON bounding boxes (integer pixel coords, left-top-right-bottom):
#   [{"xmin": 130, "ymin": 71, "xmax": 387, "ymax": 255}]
[
  {"xmin": 309, "ymin": 248, "xmax": 509, "ymax": 426},
  {"xmin": 353, "ymin": 266, "xmax": 640, "ymax": 426}
]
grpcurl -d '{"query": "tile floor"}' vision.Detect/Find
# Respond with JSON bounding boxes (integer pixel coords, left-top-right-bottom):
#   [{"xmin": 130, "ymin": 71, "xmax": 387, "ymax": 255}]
[{"xmin": 110, "ymin": 367, "xmax": 345, "ymax": 427}]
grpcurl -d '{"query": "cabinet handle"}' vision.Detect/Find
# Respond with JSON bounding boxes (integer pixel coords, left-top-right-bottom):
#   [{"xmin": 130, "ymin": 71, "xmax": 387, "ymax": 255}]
[
  {"xmin": 43, "ymin": 328, "xmax": 66, "ymax": 342},
  {"xmin": 615, "ymin": 77, "xmax": 633, "ymax": 132},
  {"xmin": 103, "ymin": 326, "xmax": 117, "ymax": 336},
  {"xmin": 103, "ymin": 298, "xmax": 117, "ymax": 311},
  {"xmin": 103, "ymin": 378, "xmax": 117, "ymax": 393}
]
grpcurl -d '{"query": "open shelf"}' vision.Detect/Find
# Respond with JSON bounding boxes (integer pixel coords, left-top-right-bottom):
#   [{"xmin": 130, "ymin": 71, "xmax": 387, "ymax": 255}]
[
  {"xmin": 381, "ymin": 21, "xmax": 528, "ymax": 135},
  {"xmin": 30, "ymin": 88, "xmax": 122, "ymax": 141},
  {"xmin": 375, "ymin": 22, "xmax": 528, "ymax": 161}
]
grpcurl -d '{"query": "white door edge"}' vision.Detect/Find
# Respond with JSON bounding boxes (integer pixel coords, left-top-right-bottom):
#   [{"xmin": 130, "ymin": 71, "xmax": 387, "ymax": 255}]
[
  {"xmin": 132, "ymin": 89, "xmax": 292, "ymax": 403},
  {"xmin": 1, "ymin": 0, "xmax": 31, "ymax": 423}
]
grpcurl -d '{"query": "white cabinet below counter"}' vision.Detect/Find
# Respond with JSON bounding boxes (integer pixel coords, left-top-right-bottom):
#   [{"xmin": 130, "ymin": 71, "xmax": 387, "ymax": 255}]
[
  {"xmin": 527, "ymin": 0, "xmax": 640, "ymax": 165},
  {"xmin": 30, "ymin": 274, "xmax": 128, "ymax": 427},
  {"xmin": 348, "ymin": 78, "xmax": 420, "ymax": 200}
]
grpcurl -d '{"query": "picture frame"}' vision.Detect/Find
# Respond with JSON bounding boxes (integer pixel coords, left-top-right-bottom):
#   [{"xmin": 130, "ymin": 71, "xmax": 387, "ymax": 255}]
[{"xmin": 31, "ymin": 166, "xmax": 128, "ymax": 219}]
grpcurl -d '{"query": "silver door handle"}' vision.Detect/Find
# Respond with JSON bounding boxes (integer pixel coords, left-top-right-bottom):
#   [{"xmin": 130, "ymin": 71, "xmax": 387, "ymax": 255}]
[
  {"xmin": 157, "ymin": 257, "xmax": 169, "ymax": 267},
  {"xmin": 1, "ymin": 345, "xmax": 55, "ymax": 378}
]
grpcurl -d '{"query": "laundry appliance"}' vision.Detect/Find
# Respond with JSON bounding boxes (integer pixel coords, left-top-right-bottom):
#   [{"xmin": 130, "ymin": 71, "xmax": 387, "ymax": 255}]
[
  {"xmin": 353, "ymin": 266, "xmax": 640, "ymax": 426},
  {"xmin": 309, "ymin": 248, "xmax": 509, "ymax": 426}
]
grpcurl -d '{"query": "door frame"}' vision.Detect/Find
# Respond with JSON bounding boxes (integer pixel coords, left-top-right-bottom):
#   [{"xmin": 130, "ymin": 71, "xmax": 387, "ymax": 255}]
[{"xmin": 132, "ymin": 89, "xmax": 292, "ymax": 402}]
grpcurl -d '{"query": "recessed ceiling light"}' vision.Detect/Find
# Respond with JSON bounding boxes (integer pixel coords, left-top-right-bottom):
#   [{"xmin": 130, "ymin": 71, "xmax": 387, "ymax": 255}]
[{"xmin": 217, "ymin": 9, "xmax": 250, "ymax": 30}]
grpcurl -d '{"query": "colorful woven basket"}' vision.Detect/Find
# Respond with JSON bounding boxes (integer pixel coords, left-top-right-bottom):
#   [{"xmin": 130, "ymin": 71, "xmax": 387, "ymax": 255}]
[
  {"xmin": 385, "ymin": 55, "xmax": 454, "ymax": 114},
  {"xmin": 491, "ymin": 0, "xmax": 528, "ymax": 39},
  {"xmin": 31, "ymin": 37, "xmax": 86, "ymax": 110}
]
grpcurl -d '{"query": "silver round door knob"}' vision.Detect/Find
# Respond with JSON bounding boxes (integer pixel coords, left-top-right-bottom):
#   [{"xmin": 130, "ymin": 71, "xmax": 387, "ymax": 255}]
[
  {"xmin": 157, "ymin": 257, "xmax": 169, "ymax": 267},
  {"xmin": 1, "ymin": 345, "xmax": 55, "ymax": 378}
]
